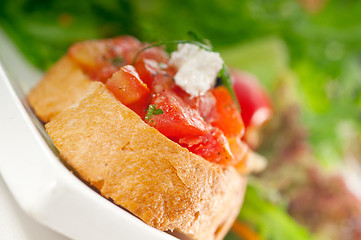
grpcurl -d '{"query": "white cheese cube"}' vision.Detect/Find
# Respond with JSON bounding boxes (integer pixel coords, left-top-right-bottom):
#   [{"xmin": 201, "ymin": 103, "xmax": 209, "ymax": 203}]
[{"xmin": 169, "ymin": 43, "xmax": 224, "ymax": 97}]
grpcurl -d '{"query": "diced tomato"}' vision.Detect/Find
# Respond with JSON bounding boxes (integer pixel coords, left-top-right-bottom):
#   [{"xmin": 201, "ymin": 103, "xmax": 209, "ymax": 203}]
[
  {"xmin": 189, "ymin": 91, "xmax": 217, "ymax": 122},
  {"xmin": 231, "ymin": 70, "xmax": 272, "ymax": 129},
  {"xmin": 151, "ymin": 71, "xmax": 174, "ymax": 94},
  {"xmin": 86, "ymin": 65, "xmax": 121, "ymax": 84},
  {"xmin": 171, "ymin": 86, "xmax": 217, "ymax": 123},
  {"xmin": 111, "ymin": 36, "xmax": 143, "ymax": 64},
  {"xmin": 132, "ymin": 46, "xmax": 169, "ymax": 87},
  {"xmin": 210, "ymin": 86, "xmax": 245, "ymax": 138},
  {"xmin": 146, "ymin": 90, "xmax": 208, "ymax": 139},
  {"xmin": 227, "ymin": 137, "xmax": 250, "ymax": 169},
  {"xmin": 106, "ymin": 65, "xmax": 150, "ymax": 116},
  {"xmin": 179, "ymin": 128, "xmax": 234, "ymax": 164},
  {"xmin": 68, "ymin": 36, "xmax": 142, "ymax": 82}
]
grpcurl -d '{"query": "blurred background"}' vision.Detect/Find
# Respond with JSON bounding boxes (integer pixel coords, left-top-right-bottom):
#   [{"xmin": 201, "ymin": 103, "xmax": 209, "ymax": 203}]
[{"xmin": 1, "ymin": 0, "xmax": 361, "ymax": 239}]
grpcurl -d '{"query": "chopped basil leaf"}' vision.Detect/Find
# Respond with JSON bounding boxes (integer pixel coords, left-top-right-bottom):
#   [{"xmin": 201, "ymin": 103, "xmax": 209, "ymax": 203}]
[
  {"xmin": 132, "ymin": 40, "xmax": 212, "ymax": 65},
  {"xmin": 145, "ymin": 104, "xmax": 164, "ymax": 121},
  {"xmin": 187, "ymin": 31, "xmax": 212, "ymax": 50},
  {"xmin": 218, "ymin": 64, "xmax": 241, "ymax": 111},
  {"xmin": 154, "ymin": 108, "xmax": 164, "ymax": 115},
  {"xmin": 145, "ymin": 104, "xmax": 156, "ymax": 120},
  {"xmin": 111, "ymin": 56, "xmax": 125, "ymax": 67}
]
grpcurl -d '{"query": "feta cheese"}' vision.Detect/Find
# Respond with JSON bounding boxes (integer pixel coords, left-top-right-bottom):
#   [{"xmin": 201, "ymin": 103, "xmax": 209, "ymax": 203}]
[{"xmin": 169, "ymin": 43, "xmax": 224, "ymax": 97}]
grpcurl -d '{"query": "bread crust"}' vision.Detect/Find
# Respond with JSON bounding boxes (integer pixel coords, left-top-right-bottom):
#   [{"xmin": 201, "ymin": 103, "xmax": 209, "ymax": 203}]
[
  {"xmin": 46, "ymin": 82, "xmax": 246, "ymax": 240},
  {"xmin": 27, "ymin": 56, "xmax": 92, "ymax": 122}
]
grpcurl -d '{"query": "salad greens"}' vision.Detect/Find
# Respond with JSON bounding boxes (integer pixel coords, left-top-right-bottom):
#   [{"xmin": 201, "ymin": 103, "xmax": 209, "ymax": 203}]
[
  {"xmin": 1, "ymin": 0, "xmax": 360, "ymax": 239},
  {"xmin": 227, "ymin": 184, "xmax": 313, "ymax": 240},
  {"xmin": 0, "ymin": 0, "xmax": 137, "ymax": 69}
]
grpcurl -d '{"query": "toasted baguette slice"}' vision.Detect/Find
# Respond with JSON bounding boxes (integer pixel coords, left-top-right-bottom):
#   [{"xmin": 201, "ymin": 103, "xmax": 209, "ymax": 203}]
[
  {"xmin": 46, "ymin": 82, "xmax": 246, "ymax": 240},
  {"xmin": 28, "ymin": 56, "xmax": 92, "ymax": 122}
]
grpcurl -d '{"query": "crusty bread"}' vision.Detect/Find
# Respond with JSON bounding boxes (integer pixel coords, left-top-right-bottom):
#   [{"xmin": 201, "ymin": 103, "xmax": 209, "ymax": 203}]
[
  {"xmin": 46, "ymin": 82, "xmax": 246, "ymax": 240},
  {"xmin": 27, "ymin": 56, "xmax": 92, "ymax": 122}
]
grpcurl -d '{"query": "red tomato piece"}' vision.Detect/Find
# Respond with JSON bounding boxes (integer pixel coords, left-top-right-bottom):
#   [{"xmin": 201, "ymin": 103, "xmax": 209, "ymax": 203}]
[
  {"xmin": 231, "ymin": 70, "xmax": 272, "ymax": 129},
  {"xmin": 150, "ymin": 70, "xmax": 175, "ymax": 94},
  {"xmin": 172, "ymin": 86, "xmax": 217, "ymax": 123},
  {"xmin": 111, "ymin": 36, "xmax": 143, "ymax": 64},
  {"xmin": 179, "ymin": 128, "xmax": 234, "ymax": 164},
  {"xmin": 68, "ymin": 36, "xmax": 142, "ymax": 82},
  {"xmin": 210, "ymin": 86, "xmax": 245, "ymax": 138},
  {"xmin": 132, "ymin": 46, "xmax": 169, "ymax": 87},
  {"xmin": 106, "ymin": 65, "xmax": 150, "ymax": 116},
  {"xmin": 146, "ymin": 90, "xmax": 209, "ymax": 139},
  {"xmin": 227, "ymin": 137, "xmax": 250, "ymax": 170},
  {"xmin": 188, "ymin": 91, "xmax": 217, "ymax": 123}
]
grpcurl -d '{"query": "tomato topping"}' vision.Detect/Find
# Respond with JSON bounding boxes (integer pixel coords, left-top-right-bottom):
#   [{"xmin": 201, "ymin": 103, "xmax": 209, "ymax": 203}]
[
  {"xmin": 179, "ymin": 128, "xmax": 234, "ymax": 164},
  {"xmin": 227, "ymin": 137, "xmax": 250, "ymax": 169},
  {"xmin": 69, "ymin": 36, "xmax": 141, "ymax": 82},
  {"xmin": 106, "ymin": 65, "xmax": 150, "ymax": 116},
  {"xmin": 111, "ymin": 37, "xmax": 144, "ymax": 64},
  {"xmin": 210, "ymin": 86, "xmax": 245, "ymax": 137},
  {"xmin": 132, "ymin": 46, "xmax": 169, "ymax": 88},
  {"xmin": 145, "ymin": 86, "xmax": 238, "ymax": 164},
  {"xmin": 146, "ymin": 90, "xmax": 209, "ymax": 139},
  {"xmin": 151, "ymin": 71, "xmax": 174, "ymax": 94},
  {"xmin": 231, "ymin": 70, "xmax": 272, "ymax": 129},
  {"xmin": 68, "ymin": 36, "xmax": 262, "ymax": 167},
  {"xmin": 189, "ymin": 91, "xmax": 217, "ymax": 122}
]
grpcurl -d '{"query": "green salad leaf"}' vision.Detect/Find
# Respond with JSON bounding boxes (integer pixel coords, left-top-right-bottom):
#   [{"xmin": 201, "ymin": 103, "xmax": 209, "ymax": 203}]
[{"xmin": 228, "ymin": 184, "xmax": 313, "ymax": 240}]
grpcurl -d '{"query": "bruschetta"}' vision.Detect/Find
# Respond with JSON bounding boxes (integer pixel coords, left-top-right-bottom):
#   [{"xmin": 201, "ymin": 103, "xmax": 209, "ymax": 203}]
[{"xmin": 28, "ymin": 36, "xmax": 265, "ymax": 240}]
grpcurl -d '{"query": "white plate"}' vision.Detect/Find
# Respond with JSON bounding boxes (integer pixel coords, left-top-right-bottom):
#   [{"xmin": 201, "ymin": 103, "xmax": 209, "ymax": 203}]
[
  {"xmin": 0, "ymin": 175, "xmax": 71, "ymax": 240},
  {"xmin": 0, "ymin": 29, "xmax": 177, "ymax": 240}
]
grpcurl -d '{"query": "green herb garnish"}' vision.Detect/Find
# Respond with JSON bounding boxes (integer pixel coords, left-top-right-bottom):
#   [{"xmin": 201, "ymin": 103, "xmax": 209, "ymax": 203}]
[
  {"xmin": 145, "ymin": 104, "xmax": 164, "ymax": 121},
  {"xmin": 218, "ymin": 64, "xmax": 241, "ymax": 111},
  {"xmin": 131, "ymin": 39, "xmax": 212, "ymax": 66},
  {"xmin": 111, "ymin": 56, "xmax": 125, "ymax": 67},
  {"xmin": 131, "ymin": 31, "xmax": 213, "ymax": 66},
  {"xmin": 187, "ymin": 31, "xmax": 212, "ymax": 49}
]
